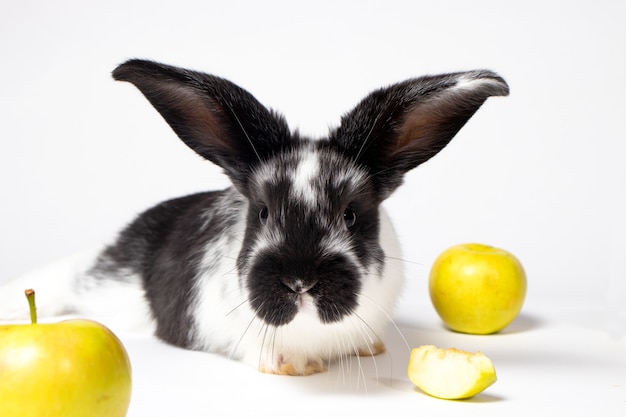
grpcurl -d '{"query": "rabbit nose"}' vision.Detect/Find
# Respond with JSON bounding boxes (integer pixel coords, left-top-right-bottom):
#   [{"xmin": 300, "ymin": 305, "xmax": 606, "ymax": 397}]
[{"xmin": 284, "ymin": 278, "xmax": 317, "ymax": 294}]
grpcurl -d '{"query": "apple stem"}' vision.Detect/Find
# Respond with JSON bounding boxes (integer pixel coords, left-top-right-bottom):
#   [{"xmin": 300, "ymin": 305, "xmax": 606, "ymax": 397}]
[{"xmin": 25, "ymin": 289, "xmax": 37, "ymax": 324}]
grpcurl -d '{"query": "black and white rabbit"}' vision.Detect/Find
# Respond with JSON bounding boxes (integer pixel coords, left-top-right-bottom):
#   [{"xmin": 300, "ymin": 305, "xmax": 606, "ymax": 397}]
[{"xmin": 0, "ymin": 60, "xmax": 508, "ymax": 375}]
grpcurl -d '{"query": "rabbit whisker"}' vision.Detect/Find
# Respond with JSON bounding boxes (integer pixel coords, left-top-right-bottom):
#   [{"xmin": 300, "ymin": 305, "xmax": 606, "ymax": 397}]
[
  {"xmin": 349, "ymin": 317, "xmax": 376, "ymax": 392},
  {"xmin": 225, "ymin": 102, "xmax": 262, "ymax": 163},
  {"xmin": 334, "ymin": 331, "xmax": 349, "ymax": 388},
  {"xmin": 351, "ymin": 343, "xmax": 368, "ymax": 393},
  {"xmin": 358, "ymin": 293, "xmax": 411, "ymax": 354},
  {"xmin": 225, "ymin": 298, "xmax": 249, "ymax": 317},
  {"xmin": 370, "ymin": 163, "xmax": 409, "ymax": 182},
  {"xmin": 355, "ymin": 110, "xmax": 384, "ymax": 163},
  {"xmin": 354, "ymin": 312, "xmax": 389, "ymax": 387},
  {"xmin": 353, "ymin": 311, "xmax": 380, "ymax": 346},
  {"xmin": 267, "ymin": 324, "xmax": 276, "ymax": 364},
  {"xmin": 384, "ymin": 255, "xmax": 424, "ymax": 267},
  {"xmin": 258, "ymin": 322, "xmax": 271, "ymax": 371},
  {"xmin": 229, "ymin": 309, "xmax": 257, "ymax": 360}
]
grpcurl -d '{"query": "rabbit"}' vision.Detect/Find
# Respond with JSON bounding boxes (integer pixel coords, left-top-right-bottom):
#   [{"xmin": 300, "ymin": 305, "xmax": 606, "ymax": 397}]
[{"xmin": 0, "ymin": 59, "xmax": 509, "ymax": 375}]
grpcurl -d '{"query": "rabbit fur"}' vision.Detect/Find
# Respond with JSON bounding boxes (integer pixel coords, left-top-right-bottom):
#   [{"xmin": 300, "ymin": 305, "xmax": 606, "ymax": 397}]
[{"xmin": 0, "ymin": 60, "xmax": 509, "ymax": 375}]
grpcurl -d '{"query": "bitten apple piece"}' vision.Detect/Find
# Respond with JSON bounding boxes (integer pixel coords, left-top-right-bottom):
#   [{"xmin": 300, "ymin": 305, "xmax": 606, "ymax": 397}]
[{"xmin": 407, "ymin": 345, "xmax": 496, "ymax": 400}]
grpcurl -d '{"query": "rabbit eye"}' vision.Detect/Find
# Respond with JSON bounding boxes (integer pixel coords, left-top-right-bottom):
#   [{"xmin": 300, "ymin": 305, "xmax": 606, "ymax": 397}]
[
  {"xmin": 259, "ymin": 206, "xmax": 269, "ymax": 225},
  {"xmin": 343, "ymin": 208, "xmax": 356, "ymax": 229}
]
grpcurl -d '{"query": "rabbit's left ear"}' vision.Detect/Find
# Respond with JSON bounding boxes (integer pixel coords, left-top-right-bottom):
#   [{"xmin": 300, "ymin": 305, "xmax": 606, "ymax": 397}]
[{"xmin": 331, "ymin": 70, "xmax": 509, "ymax": 197}]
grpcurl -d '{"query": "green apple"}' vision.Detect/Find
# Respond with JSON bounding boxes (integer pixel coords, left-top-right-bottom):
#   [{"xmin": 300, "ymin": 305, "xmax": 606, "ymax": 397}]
[
  {"xmin": 429, "ymin": 243, "xmax": 527, "ymax": 334},
  {"xmin": 0, "ymin": 289, "xmax": 132, "ymax": 417},
  {"xmin": 408, "ymin": 345, "xmax": 497, "ymax": 400}
]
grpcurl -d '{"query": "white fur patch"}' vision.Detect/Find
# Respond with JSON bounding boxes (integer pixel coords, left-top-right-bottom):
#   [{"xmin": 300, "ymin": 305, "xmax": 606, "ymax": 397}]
[
  {"xmin": 291, "ymin": 148, "xmax": 320, "ymax": 205},
  {"xmin": 453, "ymin": 74, "xmax": 500, "ymax": 92},
  {"xmin": 0, "ymin": 246, "xmax": 156, "ymax": 335},
  {"xmin": 189, "ymin": 202, "xmax": 254, "ymax": 354},
  {"xmin": 75, "ymin": 276, "xmax": 156, "ymax": 335}
]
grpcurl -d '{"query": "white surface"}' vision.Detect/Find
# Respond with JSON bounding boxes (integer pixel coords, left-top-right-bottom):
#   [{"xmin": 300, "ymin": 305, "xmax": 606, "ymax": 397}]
[
  {"xmin": 117, "ymin": 301, "xmax": 626, "ymax": 416},
  {"xmin": 1, "ymin": 0, "xmax": 625, "ymax": 416}
]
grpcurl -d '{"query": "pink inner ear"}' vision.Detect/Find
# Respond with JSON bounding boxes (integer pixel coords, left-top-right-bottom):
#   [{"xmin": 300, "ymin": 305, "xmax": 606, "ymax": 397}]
[
  {"xmin": 160, "ymin": 82, "xmax": 235, "ymax": 154},
  {"xmin": 395, "ymin": 100, "xmax": 450, "ymax": 155},
  {"xmin": 393, "ymin": 74, "xmax": 508, "ymax": 160}
]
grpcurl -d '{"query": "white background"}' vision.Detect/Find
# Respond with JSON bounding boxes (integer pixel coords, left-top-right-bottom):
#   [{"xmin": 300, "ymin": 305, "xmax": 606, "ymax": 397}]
[{"xmin": 1, "ymin": 1, "xmax": 625, "ymax": 416}]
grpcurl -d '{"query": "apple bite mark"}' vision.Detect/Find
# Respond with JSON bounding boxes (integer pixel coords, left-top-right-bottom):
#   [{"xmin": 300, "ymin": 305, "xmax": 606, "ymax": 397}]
[{"xmin": 407, "ymin": 345, "xmax": 497, "ymax": 400}]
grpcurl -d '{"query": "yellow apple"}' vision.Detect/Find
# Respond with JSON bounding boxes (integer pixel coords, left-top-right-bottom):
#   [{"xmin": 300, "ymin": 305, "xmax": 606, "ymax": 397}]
[
  {"xmin": 429, "ymin": 243, "xmax": 527, "ymax": 334},
  {"xmin": 0, "ymin": 290, "xmax": 132, "ymax": 417},
  {"xmin": 407, "ymin": 345, "xmax": 497, "ymax": 400}
]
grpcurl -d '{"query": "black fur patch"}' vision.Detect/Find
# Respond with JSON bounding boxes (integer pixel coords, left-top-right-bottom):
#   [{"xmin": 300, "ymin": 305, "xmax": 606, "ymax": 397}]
[{"xmin": 92, "ymin": 190, "xmax": 244, "ymax": 347}]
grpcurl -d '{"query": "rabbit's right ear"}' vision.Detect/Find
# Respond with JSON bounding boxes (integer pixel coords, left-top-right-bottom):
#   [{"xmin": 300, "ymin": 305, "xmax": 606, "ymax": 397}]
[{"xmin": 112, "ymin": 59, "xmax": 291, "ymax": 190}]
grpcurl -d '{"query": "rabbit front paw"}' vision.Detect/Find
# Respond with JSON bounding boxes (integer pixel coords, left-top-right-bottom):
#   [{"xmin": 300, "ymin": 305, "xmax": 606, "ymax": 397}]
[
  {"xmin": 356, "ymin": 341, "xmax": 386, "ymax": 357},
  {"xmin": 259, "ymin": 354, "xmax": 326, "ymax": 376}
]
